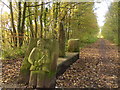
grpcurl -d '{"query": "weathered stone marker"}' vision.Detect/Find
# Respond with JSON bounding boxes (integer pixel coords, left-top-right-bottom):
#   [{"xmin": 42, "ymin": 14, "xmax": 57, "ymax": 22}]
[
  {"xmin": 68, "ymin": 39, "xmax": 79, "ymax": 52},
  {"xmin": 28, "ymin": 39, "xmax": 59, "ymax": 88}
]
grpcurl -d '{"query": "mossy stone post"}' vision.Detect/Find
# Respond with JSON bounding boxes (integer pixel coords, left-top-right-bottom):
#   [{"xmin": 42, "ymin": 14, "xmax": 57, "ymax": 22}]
[
  {"xmin": 68, "ymin": 39, "xmax": 80, "ymax": 52},
  {"xmin": 28, "ymin": 39, "xmax": 59, "ymax": 88},
  {"xmin": 19, "ymin": 38, "xmax": 38, "ymax": 84}
]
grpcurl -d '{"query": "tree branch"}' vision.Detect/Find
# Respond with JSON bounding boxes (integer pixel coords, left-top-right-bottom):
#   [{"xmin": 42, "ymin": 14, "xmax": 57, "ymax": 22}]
[
  {"xmin": 26, "ymin": 2, "xmax": 52, "ymax": 7},
  {"xmin": 25, "ymin": 13, "xmax": 35, "ymax": 18},
  {"xmin": 1, "ymin": 0, "xmax": 10, "ymax": 9}
]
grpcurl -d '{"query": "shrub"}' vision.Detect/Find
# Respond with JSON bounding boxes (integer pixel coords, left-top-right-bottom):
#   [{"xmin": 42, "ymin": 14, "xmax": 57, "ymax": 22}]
[{"xmin": 2, "ymin": 45, "xmax": 27, "ymax": 60}]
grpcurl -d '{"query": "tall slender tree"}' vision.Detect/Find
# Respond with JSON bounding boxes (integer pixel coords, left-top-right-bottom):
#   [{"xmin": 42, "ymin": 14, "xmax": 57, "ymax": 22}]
[{"xmin": 10, "ymin": 2, "xmax": 17, "ymax": 47}]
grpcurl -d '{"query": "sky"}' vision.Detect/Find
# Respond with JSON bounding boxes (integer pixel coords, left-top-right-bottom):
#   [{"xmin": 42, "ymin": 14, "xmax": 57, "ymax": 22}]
[
  {"xmin": 0, "ymin": 0, "xmax": 10, "ymax": 14},
  {"xmin": 94, "ymin": 0, "xmax": 113, "ymax": 27}
]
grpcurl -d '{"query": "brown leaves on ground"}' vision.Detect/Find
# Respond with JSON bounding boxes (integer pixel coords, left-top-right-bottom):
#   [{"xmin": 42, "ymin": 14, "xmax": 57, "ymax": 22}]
[
  {"xmin": 56, "ymin": 39, "xmax": 119, "ymax": 88},
  {"xmin": 1, "ymin": 39, "xmax": 119, "ymax": 88},
  {"xmin": 1, "ymin": 59, "xmax": 26, "ymax": 88}
]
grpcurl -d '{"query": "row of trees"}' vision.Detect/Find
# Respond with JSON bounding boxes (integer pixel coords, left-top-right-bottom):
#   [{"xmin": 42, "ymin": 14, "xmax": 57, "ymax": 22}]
[
  {"xmin": 1, "ymin": 1, "xmax": 99, "ymax": 87},
  {"xmin": 1, "ymin": 2, "xmax": 98, "ymax": 48},
  {"xmin": 102, "ymin": 2, "xmax": 118, "ymax": 44}
]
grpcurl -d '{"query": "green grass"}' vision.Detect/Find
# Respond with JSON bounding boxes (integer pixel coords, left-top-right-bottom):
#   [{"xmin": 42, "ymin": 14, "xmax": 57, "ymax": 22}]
[{"xmin": 79, "ymin": 37, "xmax": 98, "ymax": 48}]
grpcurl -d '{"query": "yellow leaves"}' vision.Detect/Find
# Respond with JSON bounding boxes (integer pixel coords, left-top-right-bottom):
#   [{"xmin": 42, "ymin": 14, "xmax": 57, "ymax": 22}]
[
  {"xmin": 73, "ymin": 8, "xmax": 78, "ymax": 13},
  {"xmin": 42, "ymin": 66, "xmax": 50, "ymax": 72}
]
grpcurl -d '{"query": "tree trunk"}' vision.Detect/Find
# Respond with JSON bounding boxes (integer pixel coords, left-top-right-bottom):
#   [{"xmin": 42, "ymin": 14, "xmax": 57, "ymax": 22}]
[
  {"xmin": 19, "ymin": 2, "xmax": 27, "ymax": 47},
  {"xmin": 17, "ymin": 2, "xmax": 21, "ymax": 47},
  {"xmin": 59, "ymin": 21, "xmax": 65, "ymax": 57},
  {"xmin": 43, "ymin": 8, "xmax": 47, "ymax": 39},
  {"xmin": 10, "ymin": 2, "xmax": 17, "ymax": 47},
  {"xmin": 53, "ymin": 3, "xmax": 59, "ymax": 39},
  {"xmin": 58, "ymin": 4, "xmax": 67, "ymax": 57},
  {"xmin": 40, "ymin": 1, "xmax": 43, "ymax": 39},
  {"xmin": 118, "ymin": 2, "xmax": 120, "ymax": 50},
  {"xmin": 34, "ymin": 2, "xmax": 38, "ymax": 38},
  {"xmin": 67, "ymin": 7, "xmax": 71, "ymax": 40},
  {"xmin": 28, "ymin": 6, "xmax": 34, "ymax": 38}
]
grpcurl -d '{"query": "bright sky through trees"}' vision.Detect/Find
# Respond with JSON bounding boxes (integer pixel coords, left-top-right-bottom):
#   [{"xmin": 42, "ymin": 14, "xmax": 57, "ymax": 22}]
[
  {"xmin": 0, "ymin": 0, "xmax": 113, "ymax": 29},
  {"xmin": 94, "ymin": 0, "xmax": 113, "ymax": 27},
  {"xmin": 0, "ymin": 1, "xmax": 10, "ymax": 14}
]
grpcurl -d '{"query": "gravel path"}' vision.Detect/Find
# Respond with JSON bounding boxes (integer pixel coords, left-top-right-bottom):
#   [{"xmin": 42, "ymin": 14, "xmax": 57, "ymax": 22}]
[{"xmin": 56, "ymin": 39, "xmax": 119, "ymax": 88}]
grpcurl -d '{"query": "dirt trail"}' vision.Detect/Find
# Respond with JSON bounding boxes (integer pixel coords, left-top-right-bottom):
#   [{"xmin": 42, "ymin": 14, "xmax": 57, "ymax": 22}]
[
  {"xmin": 1, "ymin": 39, "xmax": 119, "ymax": 88},
  {"xmin": 56, "ymin": 39, "xmax": 119, "ymax": 88}
]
